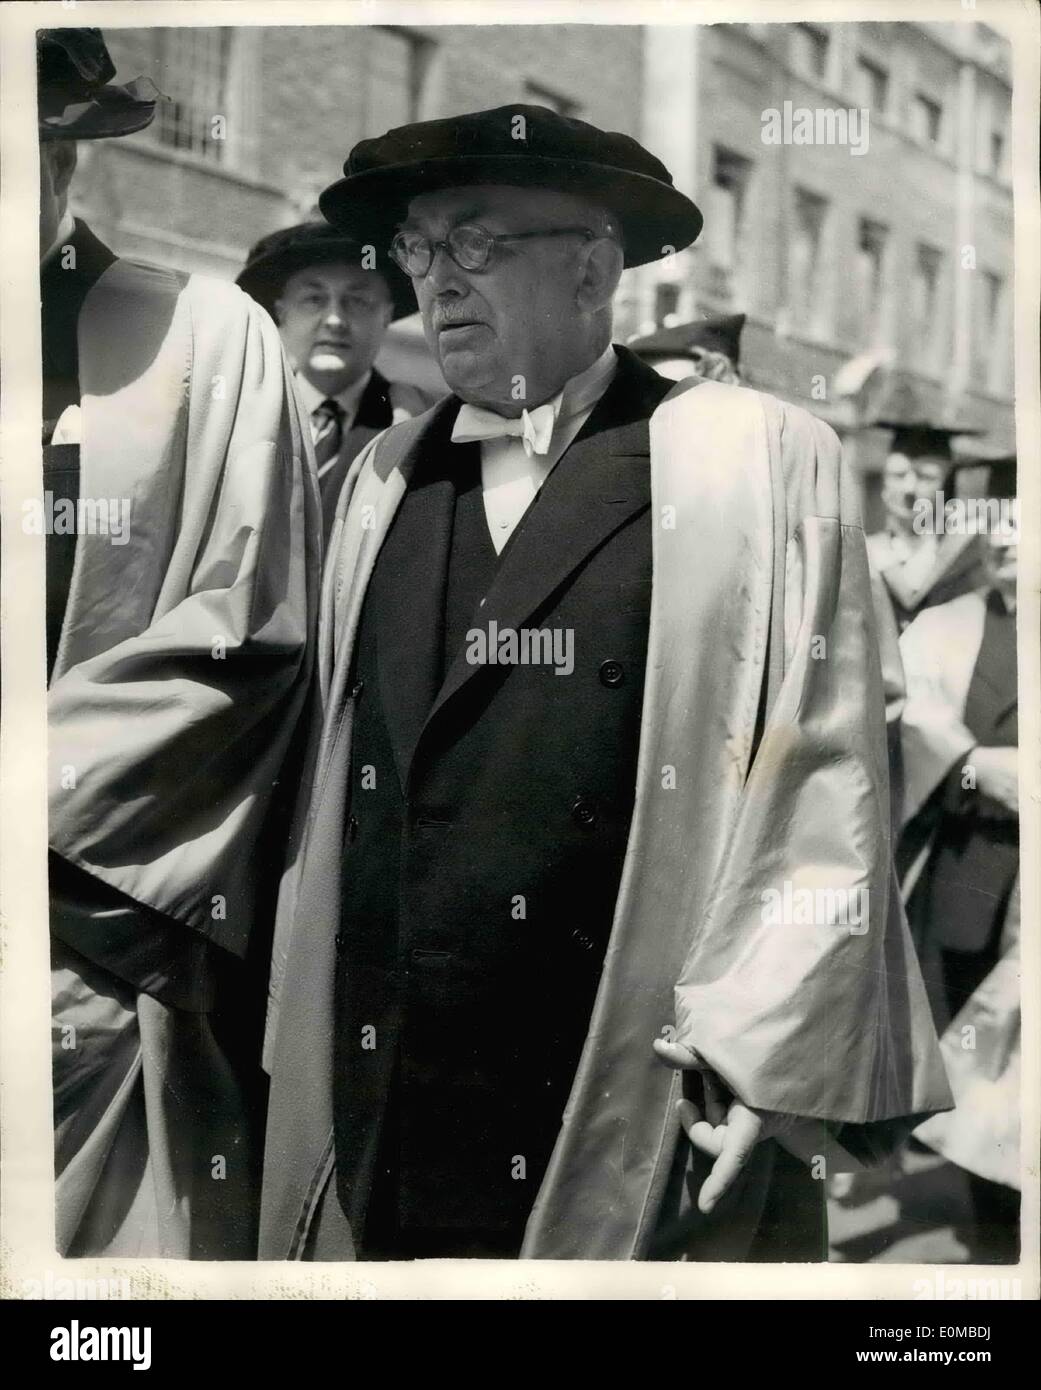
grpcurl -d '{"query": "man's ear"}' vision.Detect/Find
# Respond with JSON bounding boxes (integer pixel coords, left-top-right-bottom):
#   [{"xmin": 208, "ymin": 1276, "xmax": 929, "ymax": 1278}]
[
  {"xmin": 271, "ymin": 294, "xmax": 286, "ymax": 326},
  {"xmin": 576, "ymin": 235, "xmax": 624, "ymax": 313}
]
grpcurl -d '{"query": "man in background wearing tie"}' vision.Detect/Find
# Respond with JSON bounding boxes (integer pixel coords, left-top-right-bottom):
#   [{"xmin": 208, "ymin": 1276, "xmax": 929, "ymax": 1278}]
[
  {"xmin": 238, "ymin": 222, "xmax": 431, "ymax": 545},
  {"xmin": 261, "ymin": 106, "xmax": 949, "ymax": 1263}
]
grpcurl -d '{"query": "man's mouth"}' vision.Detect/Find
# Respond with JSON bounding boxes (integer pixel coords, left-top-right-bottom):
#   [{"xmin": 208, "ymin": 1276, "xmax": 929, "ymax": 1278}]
[{"xmin": 436, "ymin": 318, "xmax": 485, "ymax": 335}]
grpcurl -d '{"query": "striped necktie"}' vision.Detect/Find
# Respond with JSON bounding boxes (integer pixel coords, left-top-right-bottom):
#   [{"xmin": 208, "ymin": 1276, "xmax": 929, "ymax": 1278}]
[{"xmin": 312, "ymin": 398, "xmax": 345, "ymax": 477}]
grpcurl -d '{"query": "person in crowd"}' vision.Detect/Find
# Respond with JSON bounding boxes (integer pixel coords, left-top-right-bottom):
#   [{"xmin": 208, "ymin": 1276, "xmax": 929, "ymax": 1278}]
[
  {"xmin": 866, "ymin": 415, "xmax": 984, "ymax": 633},
  {"xmin": 898, "ymin": 456, "xmax": 1020, "ymax": 1264},
  {"xmin": 39, "ymin": 27, "xmax": 320, "ymax": 1258},
  {"xmin": 237, "ymin": 222, "xmax": 431, "ymax": 545},
  {"xmin": 260, "ymin": 104, "xmax": 949, "ymax": 1263}
]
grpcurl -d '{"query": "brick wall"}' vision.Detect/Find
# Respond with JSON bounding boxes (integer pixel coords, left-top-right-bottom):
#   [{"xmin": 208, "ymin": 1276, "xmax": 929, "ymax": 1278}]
[{"xmin": 77, "ymin": 23, "xmax": 642, "ymax": 275}]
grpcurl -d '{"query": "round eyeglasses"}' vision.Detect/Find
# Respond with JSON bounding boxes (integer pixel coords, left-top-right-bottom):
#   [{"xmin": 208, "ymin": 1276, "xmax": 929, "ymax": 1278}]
[{"xmin": 389, "ymin": 223, "xmax": 598, "ymax": 277}]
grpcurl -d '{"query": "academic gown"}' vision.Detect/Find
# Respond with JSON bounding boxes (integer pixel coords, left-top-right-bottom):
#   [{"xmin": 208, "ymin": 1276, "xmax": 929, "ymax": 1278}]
[
  {"xmin": 260, "ymin": 356, "xmax": 951, "ymax": 1262},
  {"xmin": 897, "ymin": 589, "xmax": 1020, "ymax": 1196},
  {"xmin": 44, "ymin": 224, "xmax": 321, "ymax": 1256}
]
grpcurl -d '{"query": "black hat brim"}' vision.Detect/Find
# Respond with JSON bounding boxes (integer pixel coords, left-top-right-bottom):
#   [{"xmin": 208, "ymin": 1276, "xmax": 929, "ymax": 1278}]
[
  {"xmin": 630, "ymin": 312, "xmax": 745, "ymax": 365},
  {"xmin": 319, "ymin": 154, "xmax": 703, "ymax": 269},
  {"xmin": 39, "ymin": 82, "xmax": 157, "ymax": 141},
  {"xmin": 236, "ymin": 240, "xmax": 417, "ymax": 321},
  {"xmin": 874, "ymin": 420, "xmax": 981, "ymax": 435}
]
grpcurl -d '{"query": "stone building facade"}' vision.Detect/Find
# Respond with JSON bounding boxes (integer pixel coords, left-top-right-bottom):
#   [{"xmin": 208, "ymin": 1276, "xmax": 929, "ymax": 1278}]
[{"xmin": 71, "ymin": 20, "xmax": 1015, "ymax": 512}]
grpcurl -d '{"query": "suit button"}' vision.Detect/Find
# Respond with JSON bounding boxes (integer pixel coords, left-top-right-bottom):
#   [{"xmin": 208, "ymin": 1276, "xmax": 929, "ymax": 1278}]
[
  {"xmin": 346, "ymin": 815, "xmax": 359, "ymax": 844},
  {"xmin": 351, "ymin": 680, "xmax": 365, "ymax": 699},
  {"xmin": 571, "ymin": 795, "xmax": 598, "ymax": 829},
  {"xmin": 599, "ymin": 659, "xmax": 625, "ymax": 687}
]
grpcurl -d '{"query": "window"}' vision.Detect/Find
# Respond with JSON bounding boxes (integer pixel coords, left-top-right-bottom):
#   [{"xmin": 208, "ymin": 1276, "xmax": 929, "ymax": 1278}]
[
  {"xmin": 706, "ymin": 147, "xmax": 752, "ymax": 283},
  {"xmin": 976, "ymin": 270, "xmax": 1004, "ymax": 381},
  {"xmin": 989, "ymin": 127, "xmax": 1005, "ymax": 177},
  {"xmin": 524, "ymin": 81, "xmax": 578, "ymax": 117},
  {"xmin": 855, "ymin": 219, "xmax": 889, "ymax": 347},
  {"xmin": 910, "ymin": 244, "xmax": 943, "ymax": 371},
  {"xmin": 153, "ymin": 28, "xmax": 235, "ymax": 164},
  {"xmin": 366, "ymin": 27, "xmax": 432, "ymax": 132},
  {"xmin": 856, "ymin": 56, "xmax": 889, "ymax": 115},
  {"xmin": 791, "ymin": 24, "xmax": 829, "ymax": 81},
  {"xmin": 911, "ymin": 93, "xmax": 943, "ymax": 146},
  {"xmin": 789, "ymin": 188, "xmax": 828, "ymax": 334}
]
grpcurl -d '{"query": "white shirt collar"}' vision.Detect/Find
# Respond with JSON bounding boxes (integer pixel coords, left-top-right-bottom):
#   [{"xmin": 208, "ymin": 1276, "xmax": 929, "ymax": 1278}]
[
  {"xmin": 470, "ymin": 344, "xmax": 619, "ymax": 554},
  {"xmin": 554, "ymin": 342, "xmax": 618, "ymax": 424},
  {"xmin": 296, "ymin": 368, "xmax": 373, "ymax": 425},
  {"xmin": 512, "ymin": 343, "xmax": 617, "ymax": 434},
  {"xmin": 454, "ymin": 344, "xmax": 617, "ymax": 432}
]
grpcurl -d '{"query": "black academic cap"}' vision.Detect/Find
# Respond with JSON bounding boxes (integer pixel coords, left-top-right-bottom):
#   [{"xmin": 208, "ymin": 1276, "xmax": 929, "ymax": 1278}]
[
  {"xmin": 320, "ymin": 104, "xmax": 702, "ymax": 269},
  {"xmin": 874, "ymin": 420, "xmax": 982, "ymax": 458},
  {"xmin": 985, "ymin": 456, "xmax": 1017, "ymax": 500},
  {"xmin": 236, "ymin": 221, "xmax": 416, "ymax": 320},
  {"xmin": 630, "ymin": 313, "xmax": 746, "ymax": 367}
]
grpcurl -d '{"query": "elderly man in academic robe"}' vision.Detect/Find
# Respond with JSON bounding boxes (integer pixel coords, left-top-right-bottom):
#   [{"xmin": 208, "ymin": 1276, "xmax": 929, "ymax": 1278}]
[
  {"xmin": 897, "ymin": 457, "xmax": 1020, "ymax": 1263},
  {"xmin": 260, "ymin": 105, "xmax": 951, "ymax": 1262},
  {"xmin": 38, "ymin": 29, "xmax": 321, "ymax": 1258},
  {"xmin": 866, "ymin": 417, "xmax": 985, "ymax": 634},
  {"xmin": 237, "ymin": 222, "xmax": 432, "ymax": 548}
]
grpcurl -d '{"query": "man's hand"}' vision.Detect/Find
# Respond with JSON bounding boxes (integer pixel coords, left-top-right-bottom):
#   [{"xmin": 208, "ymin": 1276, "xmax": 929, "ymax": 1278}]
[
  {"xmin": 970, "ymin": 745, "xmax": 1018, "ymax": 814},
  {"xmin": 652, "ymin": 1038, "xmax": 794, "ymax": 1214}
]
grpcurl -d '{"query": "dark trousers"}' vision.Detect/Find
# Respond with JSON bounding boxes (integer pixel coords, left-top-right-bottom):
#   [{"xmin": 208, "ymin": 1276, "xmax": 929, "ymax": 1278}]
[{"xmin": 964, "ymin": 1175, "xmax": 1019, "ymax": 1265}]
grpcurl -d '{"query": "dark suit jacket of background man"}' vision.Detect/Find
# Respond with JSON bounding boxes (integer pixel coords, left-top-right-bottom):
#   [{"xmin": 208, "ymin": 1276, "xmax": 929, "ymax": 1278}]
[{"xmin": 316, "ymin": 369, "xmax": 434, "ymax": 550}]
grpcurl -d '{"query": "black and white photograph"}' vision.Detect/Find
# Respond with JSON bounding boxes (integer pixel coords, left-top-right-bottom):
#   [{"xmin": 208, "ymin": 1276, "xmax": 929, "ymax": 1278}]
[{"xmin": 1, "ymin": 0, "xmax": 1037, "ymax": 1320}]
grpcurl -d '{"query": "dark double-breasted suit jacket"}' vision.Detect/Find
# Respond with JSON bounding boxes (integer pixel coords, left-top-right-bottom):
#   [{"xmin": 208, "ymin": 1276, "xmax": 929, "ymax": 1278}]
[
  {"xmin": 327, "ymin": 348, "xmax": 823, "ymax": 1253},
  {"xmin": 333, "ymin": 349, "xmax": 669, "ymax": 1244}
]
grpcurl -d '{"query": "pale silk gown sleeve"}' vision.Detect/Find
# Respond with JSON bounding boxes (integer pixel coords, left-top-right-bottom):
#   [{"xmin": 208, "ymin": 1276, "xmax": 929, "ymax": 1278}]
[
  {"xmin": 670, "ymin": 397, "xmax": 952, "ymax": 1164},
  {"xmin": 47, "ymin": 266, "xmax": 320, "ymax": 1258}
]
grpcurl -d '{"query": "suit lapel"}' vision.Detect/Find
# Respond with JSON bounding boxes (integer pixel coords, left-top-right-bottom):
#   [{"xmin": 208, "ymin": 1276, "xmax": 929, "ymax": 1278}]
[
  {"xmin": 423, "ymin": 348, "xmax": 671, "ymax": 733},
  {"xmin": 885, "ymin": 531, "xmax": 981, "ymax": 612},
  {"xmin": 929, "ymin": 531, "xmax": 982, "ymax": 595},
  {"xmin": 316, "ymin": 373, "xmax": 396, "ymax": 546},
  {"xmin": 373, "ymin": 400, "xmax": 470, "ymax": 789},
  {"xmin": 341, "ymin": 369, "xmax": 394, "ymax": 464}
]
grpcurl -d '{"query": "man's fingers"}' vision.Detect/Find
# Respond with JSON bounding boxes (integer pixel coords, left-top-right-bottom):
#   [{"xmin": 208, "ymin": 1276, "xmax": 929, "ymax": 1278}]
[
  {"xmin": 676, "ymin": 1099, "xmax": 724, "ymax": 1158},
  {"xmin": 652, "ymin": 1038, "xmax": 704, "ymax": 1070},
  {"xmin": 702, "ymin": 1070, "xmax": 729, "ymax": 1127},
  {"xmin": 698, "ymin": 1105, "xmax": 763, "ymax": 1214}
]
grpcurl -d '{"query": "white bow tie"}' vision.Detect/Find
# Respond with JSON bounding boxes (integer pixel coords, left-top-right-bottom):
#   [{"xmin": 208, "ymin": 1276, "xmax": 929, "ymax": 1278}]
[{"xmin": 451, "ymin": 400, "xmax": 558, "ymax": 458}]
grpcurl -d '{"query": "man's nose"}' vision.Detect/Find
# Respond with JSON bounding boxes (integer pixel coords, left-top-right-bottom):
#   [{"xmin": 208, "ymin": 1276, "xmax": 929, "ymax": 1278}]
[
  {"xmin": 424, "ymin": 243, "xmax": 466, "ymax": 295},
  {"xmin": 323, "ymin": 304, "xmax": 345, "ymax": 326}
]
